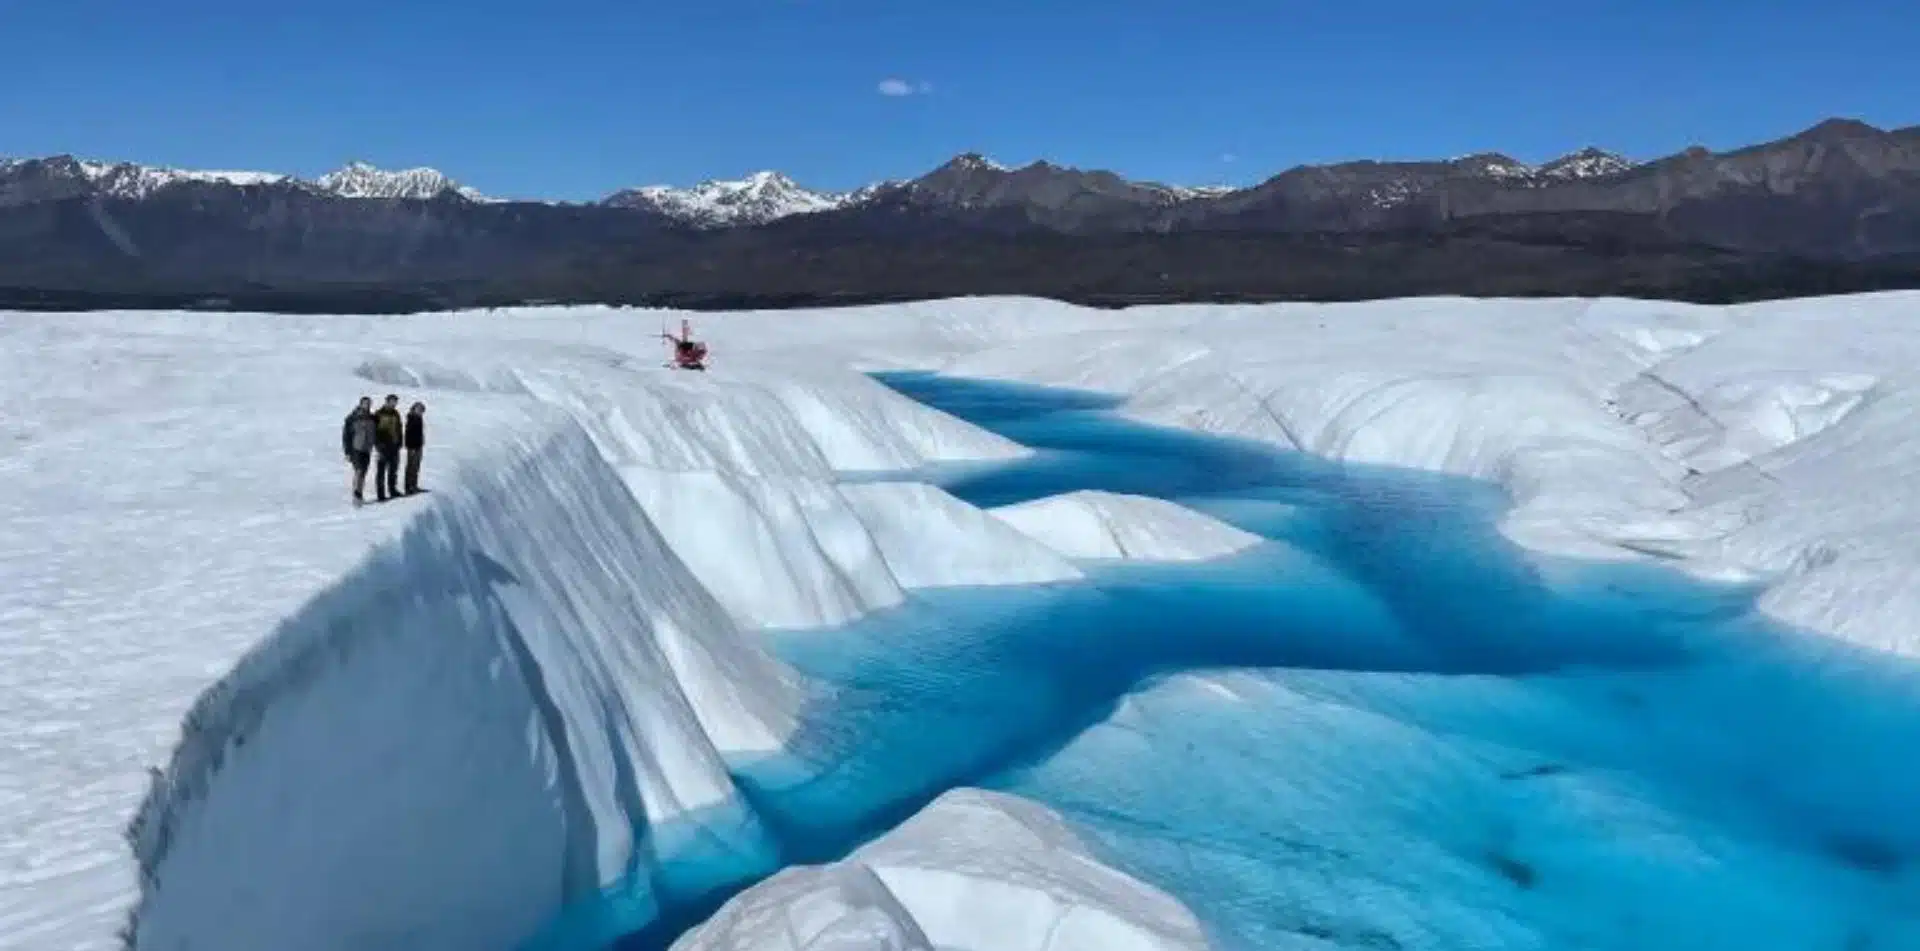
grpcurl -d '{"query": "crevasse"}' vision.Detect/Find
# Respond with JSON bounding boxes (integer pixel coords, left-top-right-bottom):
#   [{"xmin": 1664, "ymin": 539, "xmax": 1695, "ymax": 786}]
[
  {"xmin": 116, "ymin": 356, "xmax": 1116, "ymax": 951},
  {"xmin": 123, "ymin": 421, "xmax": 803, "ymax": 951}
]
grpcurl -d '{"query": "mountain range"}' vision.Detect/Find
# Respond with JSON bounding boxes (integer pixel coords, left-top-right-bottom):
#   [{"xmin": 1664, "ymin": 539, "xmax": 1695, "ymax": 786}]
[
  {"xmin": 3, "ymin": 117, "xmax": 1918, "ymax": 311},
  {"xmin": 0, "ymin": 142, "xmax": 1643, "ymax": 225}
]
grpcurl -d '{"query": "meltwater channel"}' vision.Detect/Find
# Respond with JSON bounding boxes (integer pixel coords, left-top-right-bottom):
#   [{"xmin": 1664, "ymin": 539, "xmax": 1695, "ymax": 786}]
[{"xmin": 571, "ymin": 372, "xmax": 1920, "ymax": 951}]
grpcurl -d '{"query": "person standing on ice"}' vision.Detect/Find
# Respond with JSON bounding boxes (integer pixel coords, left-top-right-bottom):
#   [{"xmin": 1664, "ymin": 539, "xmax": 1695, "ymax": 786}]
[
  {"xmin": 371, "ymin": 394, "xmax": 405, "ymax": 502},
  {"xmin": 341, "ymin": 396, "xmax": 376, "ymax": 505},
  {"xmin": 403, "ymin": 401, "xmax": 427, "ymax": 495}
]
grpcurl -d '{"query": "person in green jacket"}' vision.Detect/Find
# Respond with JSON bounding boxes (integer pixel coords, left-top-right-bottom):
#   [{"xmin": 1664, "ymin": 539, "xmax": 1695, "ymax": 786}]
[{"xmin": 371, "ymin": 394, "xmax": 405, "ymax": 502}]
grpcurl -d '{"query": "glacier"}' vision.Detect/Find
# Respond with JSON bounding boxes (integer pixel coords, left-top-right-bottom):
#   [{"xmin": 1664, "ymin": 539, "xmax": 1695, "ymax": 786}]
[
  {"xmin": 4, "ymin": 294, "xmax": 1920, "ymax": 951},
  {"xmin": 717, "ymin": 370, "xmax": 1920, "ymax": 950}
]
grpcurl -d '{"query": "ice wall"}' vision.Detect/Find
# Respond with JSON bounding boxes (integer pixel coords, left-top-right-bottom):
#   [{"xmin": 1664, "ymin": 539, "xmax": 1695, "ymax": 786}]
[
  {"xmin": 991, "ymin": 491, "xmax": 1261, "ymax": 562},
  {"xmin": 117, "ymin": 346, "xmax": 1111, "ymax": 950},
  {"xmin": 511, "ymin": 361, "xmax": 1027, "ymax": 478},
  {"xmin": 125, "ymin": 424, "xmax": 801, "ymax": 951},
  {"xmin": 622, "ymin": 470, "xmax": 911, "ymax": 630},
  {"xmin": 939, "ymin": 299, "xmax": 1699, "ymax": 562},
  {"xmin": 1581, "ymin": 293, "xmax": 1920, "ymax": 653},
  {"xmin": 839, "ymin": 482, "xmax": 1083, "ymax": 589}
]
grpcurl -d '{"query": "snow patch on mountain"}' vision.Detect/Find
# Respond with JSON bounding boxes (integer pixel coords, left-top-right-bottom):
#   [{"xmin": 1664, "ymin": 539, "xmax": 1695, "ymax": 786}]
[
  {"xmin": 846, "ymin": 180, "xmax": 906, "ymax": 205},
  {"xmin": 1451, "ymin": 153, "xmax": 1536, "ymax": 179},
  {"xmin": 950, "ymin": 153, "xmax": 1009, "ymax": 174},
  {"xmin": 54, "ymin": 159, "xmax": 291, "ymax": 198},
  {"xmin": 101, "ymin": 165, "xmax": 290, "ymax": 195},
  {"xmin": 1366, "ymin": 180, "xmax": 1419, "ymax": 209},
  {"xmin": 1163, "ymin": 184, "xmax": 1238, "ymax": 200},
  {"xmin": 314, "ymin": 161, "xmax": 492, "ymax": 202},
  {"xmin": 603, "ymin": 171, "xmax": 847, "ymax": 226},
  {"xmin": 0, "ymin": 154, "xmax": 497, "ymax": 202},
  {"xmin": 1538, "ymin": 147, "xmax": 1636, "ymax": 181},
  {"xmin": 1442, "ymin": 149, "xmax": 1637, "ymax": 183},
  {"xmin": 1342, "ymin": 146, "xmax": 1637, "ymax": 208}
]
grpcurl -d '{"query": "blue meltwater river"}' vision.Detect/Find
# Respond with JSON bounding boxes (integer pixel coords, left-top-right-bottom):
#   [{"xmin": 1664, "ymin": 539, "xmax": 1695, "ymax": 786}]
[{"xmin": 562, "ymin": 372, "xmax": 1920, "ymax": 951}]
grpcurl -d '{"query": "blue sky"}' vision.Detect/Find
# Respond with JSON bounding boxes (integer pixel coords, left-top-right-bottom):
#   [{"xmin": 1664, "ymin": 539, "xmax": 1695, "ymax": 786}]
[{"xmin": 5, "ymin": 0, "xmax": 1915, "ymax": 200}]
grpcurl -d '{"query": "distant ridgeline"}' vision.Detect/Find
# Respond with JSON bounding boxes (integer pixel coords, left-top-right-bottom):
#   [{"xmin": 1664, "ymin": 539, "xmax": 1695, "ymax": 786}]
[{"xmin": 3, "ymin": 118, "xmax": 1918, "ymax": 311}]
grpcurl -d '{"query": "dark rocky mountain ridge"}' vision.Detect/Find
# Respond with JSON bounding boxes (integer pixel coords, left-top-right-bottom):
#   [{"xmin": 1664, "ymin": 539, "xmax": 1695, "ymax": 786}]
[{"xmin": 2, "ymin": 117, "xmax": 1917, "ymax": 310}]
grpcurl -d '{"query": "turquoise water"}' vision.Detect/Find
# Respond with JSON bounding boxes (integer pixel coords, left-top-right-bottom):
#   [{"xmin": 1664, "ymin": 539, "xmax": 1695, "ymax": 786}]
[{"xmin": 579, "ymin": 372, "xmax": 1920, "ymax": 951}]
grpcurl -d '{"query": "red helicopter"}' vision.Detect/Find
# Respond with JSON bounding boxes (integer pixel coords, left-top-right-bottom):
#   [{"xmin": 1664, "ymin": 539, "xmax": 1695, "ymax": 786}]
[{"xmin": 660, "ymin": 318, "xmax": 709, "ymax": 371}]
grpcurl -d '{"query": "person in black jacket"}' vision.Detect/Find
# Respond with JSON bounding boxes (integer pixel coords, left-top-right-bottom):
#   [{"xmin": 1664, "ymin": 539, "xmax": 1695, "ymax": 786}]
[
  {"xmin": 371, "ymin": 394, "xmax": 405, "ymax": 501},
  {"xmin": 403, "ymin": 401, "xmax": 427, "ymax": 495}
]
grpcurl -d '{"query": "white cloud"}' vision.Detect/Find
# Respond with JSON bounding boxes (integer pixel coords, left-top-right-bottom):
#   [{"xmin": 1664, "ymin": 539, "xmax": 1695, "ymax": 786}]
[{"xmin": 878, "ymin": 78, "xmax": 932, "ymax": 97}]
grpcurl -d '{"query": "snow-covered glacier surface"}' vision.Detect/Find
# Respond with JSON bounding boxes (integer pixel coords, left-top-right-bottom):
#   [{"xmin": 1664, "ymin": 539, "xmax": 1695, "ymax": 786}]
[
  {"xmin": 0, "ymin": 319, "xmax": 1046, "ymax": 951},
  {"xmin": 4, "ymin": 294, "xmax": 1920, "ymax": 951}
]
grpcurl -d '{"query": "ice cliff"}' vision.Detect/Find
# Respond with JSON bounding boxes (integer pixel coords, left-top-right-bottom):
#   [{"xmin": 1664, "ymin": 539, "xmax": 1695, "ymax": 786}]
[{"xmin": 107, "ymin": 342, "xmax": 1204, "ymax": 951}]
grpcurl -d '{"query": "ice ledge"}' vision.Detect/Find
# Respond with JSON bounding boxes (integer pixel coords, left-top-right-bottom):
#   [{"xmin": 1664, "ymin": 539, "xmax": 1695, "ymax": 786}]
[
  {"xmin": 674, "ymin": 789, "xmax": 1210, "ymax": 951},
  {"xmin": 991, "ymin": 490, "xmax": 1262, "ymax": 562},
  {"xmin": 116, "ymin": 378, "xmax": 1109, "ymax": 950},
  {"xmin": 123, "ymin": 422, "xmax": 801, "ymax": 951}
]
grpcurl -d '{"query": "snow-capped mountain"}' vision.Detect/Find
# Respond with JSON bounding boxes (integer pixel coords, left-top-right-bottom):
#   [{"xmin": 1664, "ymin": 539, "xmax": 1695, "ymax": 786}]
[
  {"xmin": 1315, "ymin": 147, "xmax": 1637, "ymax": 211},
  {"xmin": 0, "ymin": 143, "xmax": 1640, "ymax": 223},
  {"xmin": 87, "ymin": 162, "xmax": 291, "ymax": 198},
  {"xmin": 601, "ymin": 171, "xmax": 848, "ymax": 227},
  {"xmin": 13, "ymin": 155, "xmax": 292, "ymax": 199},
  {"xmin": 1536, "ymin": 147, "xmax": 1637, "ymax": 181},
  {"xmin": 885, "ymin": 154, "xmax": 1234, "ymax": 229},
  {"xmin": 583, "ymin": 145, "xmax": 1645, "ymax": 233},
  {"xmin": 1449, "ymin": 152, "xmax": 1538, "ymax": 180},
  {"xmin": 947, "ymin": 153, "xmax": 1010, "ymax": 174},
  {"xmin": 313, "ymin": 161, "xmax": 491, "ymax": 202},
  {"xmin": 0, "ymin": 154, "xmax": 495, "ymax": 204},
  {"xmin": 1456, "ymin": 148, "xmax": 1638, "ymax": 183},
  {"xmin": 1425, "ymin": 148, "xmax": 1637, "ymax": 184}
]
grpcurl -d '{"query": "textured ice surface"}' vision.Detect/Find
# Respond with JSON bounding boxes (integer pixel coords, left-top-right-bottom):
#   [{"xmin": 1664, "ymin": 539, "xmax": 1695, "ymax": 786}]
[
  {"xmin": 909, "ymin": 293, "xmax": 1920, "ymax": 656},
  {"xmin": 9, "ymin": 294, "xmax": 1920, "ymax": 951},
  {"xmin": 674, "ymin": 790, "xmax": 1207, "ymax": 951},
  {"xmin": 0, "ymin": 317, "xmax": 1054, "ymax": 951}
]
